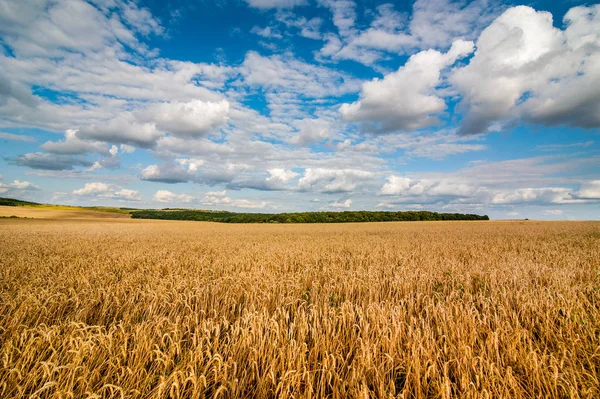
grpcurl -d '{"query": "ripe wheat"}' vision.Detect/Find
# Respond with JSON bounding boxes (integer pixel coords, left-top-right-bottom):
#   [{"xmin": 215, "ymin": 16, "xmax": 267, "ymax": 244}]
[{"xmin": 1, "ymin": 219, "xmax": 599, "ymax": 398}]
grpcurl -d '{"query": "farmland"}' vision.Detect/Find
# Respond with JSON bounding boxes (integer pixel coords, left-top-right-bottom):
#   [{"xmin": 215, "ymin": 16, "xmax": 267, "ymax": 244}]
[{"xmin": 1, "ymin": 217, "xmax": 599, "ymax": 398}]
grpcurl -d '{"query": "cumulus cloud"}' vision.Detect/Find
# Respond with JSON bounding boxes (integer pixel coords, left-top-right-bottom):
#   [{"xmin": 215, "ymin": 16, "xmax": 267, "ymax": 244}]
[
  {"xmin": 73, "ymin": 182, "xmax": 113, "ymax": 196},
  {"xmin": 140, "ymin": 163, "xmax": 196, "ymax": 184},
  {"xmin": 289, "ymin": 118, "xmax": 333, "ymax": 145},
  {"xmin": 266, "ymin": 168, "xmax": 299, "ymax": 184},
  {"xmin": 41, "ymin": 129, "xmax": 109, "ymax": 155},
  {"xmin": 77, "ymin": 116, "xmax": 162, "ymax": 148},
  {"xmin": 491, "ymin": 187, "xmax": 573, "ymax": 204},
  {"xmin": 0, "ymin": 178, "xmax": 40, "ymax": 194},
  {"xmin": 0, "ymin": 131, "xmax": 36, "ymax": 142},
  {"xmin": 328, "ymin": 198, "xmax": 352, "ymax": 208},
  {"xmin": 14, "ymin": 152, "xmax": 93, "ymax": 170},
  {"xmin": 574, "ymin": 181, "xmax": 600, "ymax": 199},
  {"xmin": 200, "ymin": 190, "xmax": 268, "ymax": 209},
  {"xmin": 153, "ymin": 190, "xmax": 193, "ymax": 204},
  {"xmin": 380, "ymin": 176, "xmax": 478, "ymax": 198},
  {"xmin": 298, "ymin": 168, "xmax": 374, "ymax": 193},
  {"xmin": 72, "ymin": 182, "xmax": 141, "ymax": 201},
  {"xmin": 251, "ymin": 26, "xmax": 282, "ymax": 39},
  {"xmin": 136, "ymin": 100, "xmax": 229, "ymax": 138},
  {"xmin": 340, "ymin": 40, "xmax": 474, "ymax": 132},
  {"xmin": 452, "ymin": 5, "xmax": 600, "ymax": 134},
  {"xmin": 275, "ymin": 11, "xmax": 322, "ymax": 40}
]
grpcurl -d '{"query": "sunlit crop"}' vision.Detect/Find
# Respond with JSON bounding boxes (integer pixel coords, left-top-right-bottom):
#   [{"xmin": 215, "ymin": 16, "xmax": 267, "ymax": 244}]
[{"xmin": 1, "ymin": 219, "xmax": 598, "ymax": 398}]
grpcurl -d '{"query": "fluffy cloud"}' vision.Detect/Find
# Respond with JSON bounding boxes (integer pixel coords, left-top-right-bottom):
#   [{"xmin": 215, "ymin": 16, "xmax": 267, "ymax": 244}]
[
  {"xmin": 275, "ymin": 11, "xmax": 322, "ymax": 40},
  {"xmin": 574, "ymin": 181, "xmax": 600, "ymax": 200},
  {"xmin": 0, "ymin": 131, "xmax": 36, "ymax": 142},
  {"xmin": 380, "ymin": 176, "xmax": 412, "ymax": 195},
  {"xmin": 72, "ymin": 182, "xmax": 113, "ymax": 196},
  {"xmin": 200, "ymin": 190, "xmax": 268, "ymax": 209},
  {"xmin": 136, "ymin": 100, "xmax": 229, "ymax": 138},
  {"xmin": 289, "ymin": 118, "xmax": 333, "ymax": 145},
  {"xmin": 41, "ymin": 129, "xmax": 108, "ymax": 155},
  {"xmin": 0, "ymin": 178, "xmax": 39, "ymax": 194},
  {"xmin": 340, "ymin": 40, "xmax": 474, "ymax": 132},
  {"xmin": 319, "ymin": 0, "xmax": 496, "ymax": 65},
  {"xmin": 245, "ymin": 0, "xmax": 307, "ymax": 10},
  {"xmin": 140, "ymin": 163, "xmax": 196, "ymax": 184},
  {"xmin": 14, "ymin": 152, "xmax": 92, "ymax": 170},
  {"xmin": 298, "ymin": 168, "xmax": 374, "ymax": 193},
  {"xmin": 380, "ymin": 176, "xmax": 478, "ymax": 198},
  {"xmin": 153, "ymin": 190, "xmax": 193, "ymax": 204},
  {"xmin": 251, "ymin": 26, "xmax": 283, "ymax": 39},
  {"xmin": 0, "ymin": 0, "xmax": 162, "ymax": 58},
  {"xmin": 240, "ymin": 51, "xmax": 360, "ymax": 99},
  {"xmin": 329, "ymin": 198, "xmax": 352, "ymax": 208},
  {"xmin": 77, "ymin": 117, "xmax": 162, "ymax": 148},
  {"xmin": 72, "ymin": 182, "xmax": 140, "ymax": 201},
  {"xmin": 452, "ymin": 5, "xmax": 600, "ymax": 134},
  {"xmin": 319, "ymin": 0, "xmax": 356, "ymax": 38},
  {"xmin": 266, "ymin": 168, "xmax": 299, "ymax": 184}
]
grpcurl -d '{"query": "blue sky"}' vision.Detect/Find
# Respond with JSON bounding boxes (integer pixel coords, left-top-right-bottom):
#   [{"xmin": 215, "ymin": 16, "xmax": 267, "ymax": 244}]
[{"xmin": 0, "ymin": 0, "xmax": 599, "ymax": 220}]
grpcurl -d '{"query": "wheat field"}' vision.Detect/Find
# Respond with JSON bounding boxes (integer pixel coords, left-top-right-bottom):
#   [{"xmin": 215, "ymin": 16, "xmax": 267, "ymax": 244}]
[{"xmin": 0, "ymin": 218, "xmax": 599, "ymax": 398}]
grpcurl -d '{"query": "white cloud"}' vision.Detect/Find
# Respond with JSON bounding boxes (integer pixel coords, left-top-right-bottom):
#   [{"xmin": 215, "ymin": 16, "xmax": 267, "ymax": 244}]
[
  {"xmin": 340, "ymin": 40, "xmax": 474, "ymax": 132},
  {"xmin": 319, "ymin": 0, "xmax": 356, "ymax": 38},
  {"xmin": 240, "ymin": 51, "xmax": 360, "ymax": 98},
  {"xmin": 72, "ymin": 181, "xmax": 140, "ymax": 200},
  {"xmin": 0, "ymin": 132, "xmax": 35, "ymax": 142},
  {"xmin": 10, "ymin": 179, "xmax": 39, "ymax": 190},
  {"xmin": 245, "ymin": 0, "xmax": 307, "ymax": 10},
  {"xmin": 319, "ymin": 0, "xmax": 496, "ymax": 65},
  {"xmin": 452, "ymin": 4, "xmax": 600, "ymax": 134},
  {"xmin": 251, "ymin": 26, "xmax": 282, "ymax": 39},
  {"xmin": 380, "ymin": 176, "xmax": 412, "ymax": 195},
  {"xmin": 113, "ymin": 188, "xmax": 141, "ymax": 201},
  {"xmin": 14, "ymin": 152, "xmax": 93, "ymax": 170},
  {"xmin": 493, "ymin": 188, "xmax": 577, "ymax": 205},
  {"xmin": 0, "ymin": 178, "xmax": 40, "ymax": 194},
  {"xmin": 120, "ymin": 144, "xmax": 135, "ymax": 154},
  {"xmin": 289, "ymin": 118, "xmax": 333, "ymax": 145},
  {"xmin": 329, "ymin": 198, "xmax": 352, "ymax": 208},
  {"xmin": 137, "ymin": 100, "xmax": 229, "ymax": 138},
  {"xmin": 276, "ymin": 11, "xmax": 322, "ymax": 39},
  {"xmin": 380, "ymin": 176, "xmax": 478, "ymax": 198},
  {"xmin": 575, "ymin": 181, "xmax": 600, "ymax": 199},
  {"xmin": 298, "ymin": 168, "xmax": 374, "ymax": 193},
  {"xmin": 140, "ymin": 163, "xmax": 195, "ymax": 184},
  {"xmin": 0, "ymin": 0, "xmax": 162, "ymax": 58},
  {"xmin": 542, "ymin": 209, "xmax": 563, "ymax": 216},
  {"xmin": 73, "ymin": 182, "xmax": 113, "ymax": 196},
  {"xmin": 153, "ymin": 190, "xmax": 193, "ymax": 204},
  {"xmin": 200, "ymin": 190, "xmax": 268, "ymax": 209},
  {"xmin": 41, "ymin": 129, "xmax": 108, "ymax": 155},
  {"xmin": 266, "ymin": 168, "xmax": 299, "ymax": 184},
  {"xmin": 77, "ymin": 116, "xmax": 162, "ymax": 148}
]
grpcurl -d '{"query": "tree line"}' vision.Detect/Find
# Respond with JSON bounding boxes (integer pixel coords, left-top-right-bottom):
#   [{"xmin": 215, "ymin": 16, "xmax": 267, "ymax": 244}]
[{"xmin": 131, "ymin": 209, "xmax": 490, "ymax": 223}]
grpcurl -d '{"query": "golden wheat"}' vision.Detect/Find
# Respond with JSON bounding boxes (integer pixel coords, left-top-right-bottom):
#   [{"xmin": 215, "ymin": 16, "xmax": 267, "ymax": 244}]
[{"xmin": 0, "ymin": 218, "xmax": 599, "ymax": 398}]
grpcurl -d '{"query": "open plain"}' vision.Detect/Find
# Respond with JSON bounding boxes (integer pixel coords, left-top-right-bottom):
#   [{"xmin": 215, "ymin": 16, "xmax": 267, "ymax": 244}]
[{"xmin": 1, "ymin": 217, "xmax": 599, "ymax": 398}]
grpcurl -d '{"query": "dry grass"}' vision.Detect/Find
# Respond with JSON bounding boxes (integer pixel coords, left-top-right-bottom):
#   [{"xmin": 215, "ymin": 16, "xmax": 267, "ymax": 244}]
[{"xmin": 0, "ymin": 219, "xmax": 599, "ymax": 398}]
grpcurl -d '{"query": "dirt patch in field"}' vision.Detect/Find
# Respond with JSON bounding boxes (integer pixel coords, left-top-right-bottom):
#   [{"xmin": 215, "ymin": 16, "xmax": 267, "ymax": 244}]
[{"xmin": 0, "ymin": 205, "xmax": 131, "ymax": 220}]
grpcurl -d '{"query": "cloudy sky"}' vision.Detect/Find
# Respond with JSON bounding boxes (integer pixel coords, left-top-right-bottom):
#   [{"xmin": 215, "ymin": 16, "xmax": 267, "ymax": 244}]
[{"xmin": 0, "ymin": 0, "xmax": 599, "ymax": 219}]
